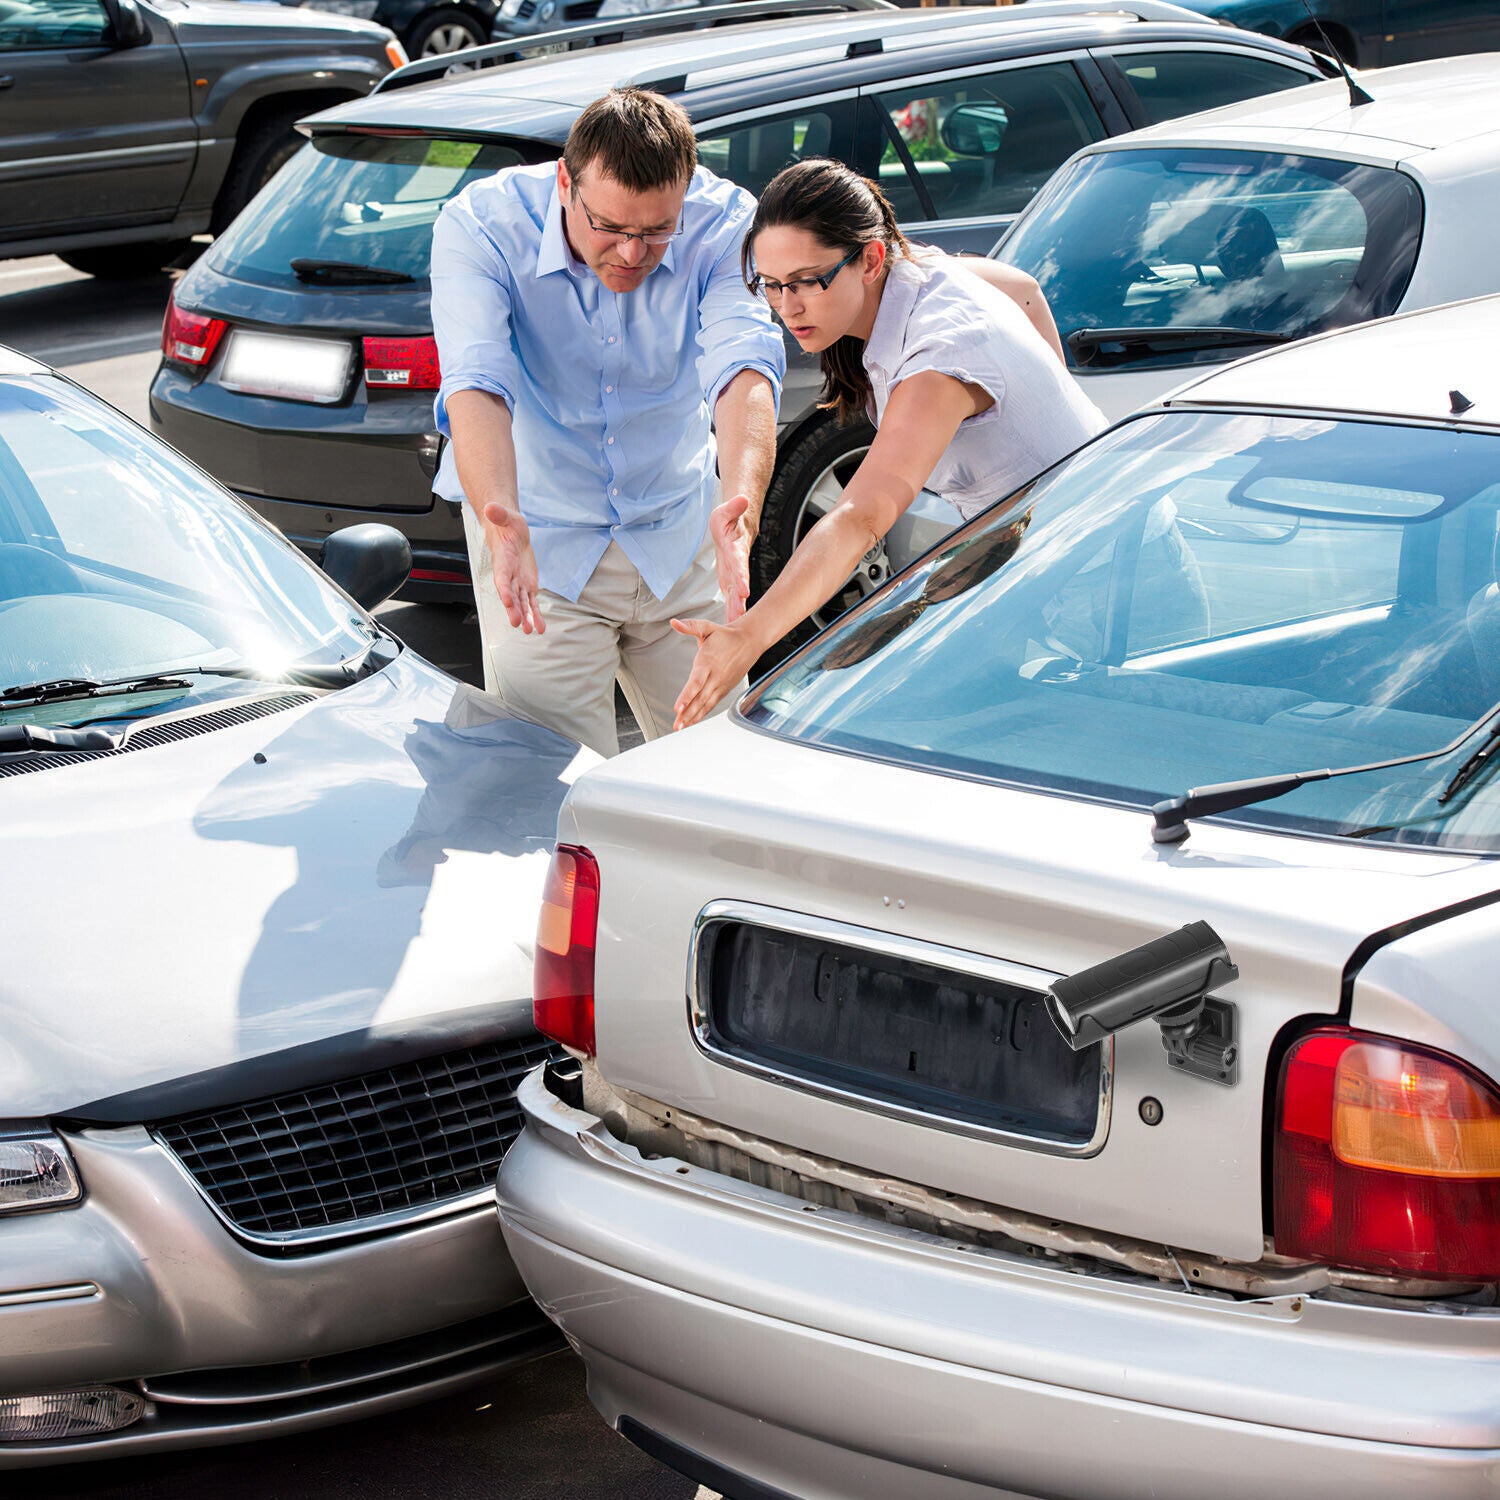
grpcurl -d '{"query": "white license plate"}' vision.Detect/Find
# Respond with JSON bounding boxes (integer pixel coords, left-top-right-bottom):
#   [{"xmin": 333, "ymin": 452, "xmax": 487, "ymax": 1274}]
[{"xmin": 220, "ymin": 331, "xmax": 354, "ymax": 405}]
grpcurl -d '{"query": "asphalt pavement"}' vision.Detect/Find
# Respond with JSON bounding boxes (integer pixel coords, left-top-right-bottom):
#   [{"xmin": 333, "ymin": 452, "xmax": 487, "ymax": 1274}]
[{"xmin": 0, "ymin": 255, "xmax": 682, "ymax": 1499}]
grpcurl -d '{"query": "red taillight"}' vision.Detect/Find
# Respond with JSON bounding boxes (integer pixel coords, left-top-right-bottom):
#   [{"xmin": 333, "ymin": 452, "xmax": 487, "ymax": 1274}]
[
  {"xmin": 1274, "ymin": 1027, "xmax": 1500, "ymax": 1280},
  {"xmin": 161, "ymin": 293, "xmax": 227, "ymax": 369},
  {"xmin": 533, "ymin": 844, "xmax": 599, "ymax": 1056},
  {"xmin": 362, "ymin": 335, "xmax": 441, "ymax": 390}
]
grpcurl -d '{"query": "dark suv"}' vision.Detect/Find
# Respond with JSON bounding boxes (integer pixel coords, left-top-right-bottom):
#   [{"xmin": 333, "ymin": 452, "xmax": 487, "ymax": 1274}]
[
  {"xmin": 150, "ymin": 0, "xmax": 1327, "ymax": 621},
  {"xmin": 0, "ymin": 0, "xmax": 401, "ymax": 278}
]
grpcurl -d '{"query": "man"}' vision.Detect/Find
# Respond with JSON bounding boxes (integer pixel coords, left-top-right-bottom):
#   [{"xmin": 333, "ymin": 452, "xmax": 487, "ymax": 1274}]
[{"xmin": 430, "ymin": 87, "xmax": 785, "ymax": 757}]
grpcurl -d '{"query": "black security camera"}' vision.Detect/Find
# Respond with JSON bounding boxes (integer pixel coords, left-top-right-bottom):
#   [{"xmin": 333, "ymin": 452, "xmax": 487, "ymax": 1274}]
[{"xmin": 1046, "ymin": 922, "xmax": 1240, "ymax": 1083}]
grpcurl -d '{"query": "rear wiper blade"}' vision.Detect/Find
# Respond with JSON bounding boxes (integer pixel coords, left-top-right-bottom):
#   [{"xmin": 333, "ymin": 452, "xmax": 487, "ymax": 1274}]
[
  {"xmin": 1067, "ymin": 326, "xmax": 1295, "ymax": 368},
  {"xmin": 290, "ymin": 258, "xmax": 415, "ymax": 286},
  {"xmin": 1152, "ymin": 693, "xmax": 1500, "ymax": 844},
  {"xmin": 0, "ymin": 723, "xmax": 123, "ymax": 755}
]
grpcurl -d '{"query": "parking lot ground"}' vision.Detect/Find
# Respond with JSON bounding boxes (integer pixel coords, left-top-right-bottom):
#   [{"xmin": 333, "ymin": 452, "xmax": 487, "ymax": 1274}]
[{"xmin": 8, "ymin": 1353, "xmax": 712, "ymax": 1500}]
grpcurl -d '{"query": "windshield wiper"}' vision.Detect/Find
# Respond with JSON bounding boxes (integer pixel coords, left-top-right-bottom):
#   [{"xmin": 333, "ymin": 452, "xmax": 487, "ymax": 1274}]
[
  {"xmin": 1152, "ymin": 695, "xmax": 1500, "ymax": 844},
  {"xmin": 1067, "ymin": 326, "xmax": 1295, "ymax": 368},
  {"xmin": 0, "ymin": 723, "xmax": 123, "ymax": 754},
  {"xmin": 290, "ymin": 258, "xmax": 415, "ymax": 286},
  {"xmin": 0, "ymin": 638, "xmax": 398, "ymax": 710}
]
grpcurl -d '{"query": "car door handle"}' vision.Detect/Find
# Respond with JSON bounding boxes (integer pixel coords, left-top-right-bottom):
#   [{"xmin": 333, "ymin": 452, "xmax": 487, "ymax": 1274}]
[{"xmin": 0, "ymin": 76, "xmax": 15, "ymax": 91}]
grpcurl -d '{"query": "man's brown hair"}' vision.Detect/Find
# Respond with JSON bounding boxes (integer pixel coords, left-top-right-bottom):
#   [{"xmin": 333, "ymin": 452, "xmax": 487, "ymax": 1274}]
[{"xmin": 563, "ymin": 87, "xmax": 697, "ymax": 194}]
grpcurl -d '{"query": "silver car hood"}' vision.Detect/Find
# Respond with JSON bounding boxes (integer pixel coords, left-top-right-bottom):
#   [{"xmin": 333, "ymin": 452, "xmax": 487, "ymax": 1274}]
[{"xmin": 0, "ymin": 653, "xmax": 590, "ymax": 1120}]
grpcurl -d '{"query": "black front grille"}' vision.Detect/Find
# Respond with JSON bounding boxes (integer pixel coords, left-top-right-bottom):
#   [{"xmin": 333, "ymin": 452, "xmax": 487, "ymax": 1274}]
[{"xmin": 154, "ymin": 1037, "xmax": 555, "ymax": 1240}]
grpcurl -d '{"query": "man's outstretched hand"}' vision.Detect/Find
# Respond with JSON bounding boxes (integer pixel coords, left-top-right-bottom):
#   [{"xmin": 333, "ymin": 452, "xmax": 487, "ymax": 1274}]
[
  {"xmin": 671, "ymin": 615, "xmax": 761, "ymax": 731},
  {"xmin": 483, "ymin": 499, "xmax": 544, "ymax": 634},
  {"xmin": 709, "ymin": 493, "xmax": 754, "ymax": 624}
]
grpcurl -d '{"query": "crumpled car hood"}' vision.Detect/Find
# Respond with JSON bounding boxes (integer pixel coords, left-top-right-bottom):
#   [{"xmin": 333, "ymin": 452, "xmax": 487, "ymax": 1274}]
[{"xmin": 0, "ymin": 652, "xmax": 589, "ymax": 1119}]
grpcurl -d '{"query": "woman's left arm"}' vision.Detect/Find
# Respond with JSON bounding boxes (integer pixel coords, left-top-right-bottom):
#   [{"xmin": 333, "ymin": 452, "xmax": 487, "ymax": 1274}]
[
  {"xmin": 672, "ymin": 372, "xmax": 978, "ymax": 730},
  {"xmin": 955, "ymin": 258, "xmax": 1066, "ymax": 365}
]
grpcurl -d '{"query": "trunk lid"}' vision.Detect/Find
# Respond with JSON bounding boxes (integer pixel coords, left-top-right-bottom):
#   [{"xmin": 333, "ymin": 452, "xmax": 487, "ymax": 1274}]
[{"xmin": 565, "ymin": 716, "xmax": 1500, "ymax": 1261}]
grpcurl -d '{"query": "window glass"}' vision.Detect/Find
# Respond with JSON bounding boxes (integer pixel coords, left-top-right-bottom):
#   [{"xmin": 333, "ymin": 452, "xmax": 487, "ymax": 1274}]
[
  {"xmin": 871, "ymin": 63, "xmax": 1106, "ymax": 222},
  {"xmin": 698, "ymin": 109, "xmax": 841, "ymax": 200},
  {"xmin": 1113, "ymin": 49, "xmax": 1312, "ymax": 124},
  {"xmin": 0, "ymin": 377, "xmax": 372, "ymax": 721},
  {"xmin": 207, "ymin": 135, "xmax": 530, "ymax": 288},
  {"xmin": 1000, "ymin": 149, "xmax": 1423, "ymax": 371},
  {"xmin": 744, "ymin": 413, "xmax": 1500, "ymax": 853},
  {"xmin": 0, "ymin": 0, "xmax": 110, "ymax": 49}
]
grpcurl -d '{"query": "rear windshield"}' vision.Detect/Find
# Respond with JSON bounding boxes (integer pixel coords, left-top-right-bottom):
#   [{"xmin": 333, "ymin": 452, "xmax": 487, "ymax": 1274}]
[
  {"xmin": 207, "ymin": 135, "xmax": 539, "ymax": 289},
  {"xmin": 744, "ymin": 412, "xmax": 1500, "ymax": 854},
  {"xmin": 998, "ymin": 149, "xmax": 1422, "ymax": 372}
]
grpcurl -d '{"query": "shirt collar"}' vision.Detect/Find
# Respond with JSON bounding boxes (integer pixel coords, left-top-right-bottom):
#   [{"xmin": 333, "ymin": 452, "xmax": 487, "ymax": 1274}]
[
  {"xmin": 535, "ymin": 176, "xmax": 681, "ymax": 280},
  {"xmin": 864, "ymin": 256, "xmax": 922, "ymax": 378}
]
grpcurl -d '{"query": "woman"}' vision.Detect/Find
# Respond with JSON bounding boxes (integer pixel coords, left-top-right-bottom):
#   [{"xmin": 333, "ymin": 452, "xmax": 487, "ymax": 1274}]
[{"xmin": 671, "ymin": 157, "xmax": 1104, "ymax": 729}]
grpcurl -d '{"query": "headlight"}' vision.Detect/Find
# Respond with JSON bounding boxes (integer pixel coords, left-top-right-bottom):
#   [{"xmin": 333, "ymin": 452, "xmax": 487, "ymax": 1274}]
[
  {"xmin": 300, "ymin": 0, "xmax": 382, "ymax": 17},
  {"xmin": 0, "ymin": 1132, "xmax": 82, "ymax": 1214}
]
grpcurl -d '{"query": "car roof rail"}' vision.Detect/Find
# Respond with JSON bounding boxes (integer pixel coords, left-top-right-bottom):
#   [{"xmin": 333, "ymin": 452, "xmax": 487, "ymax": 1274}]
[
  {"xmin": 375, "ymin": 0, "xmax": 894, "ymax": 93},
  {"xmin": 623, "ymin": 0, "xmax": 1210, "ymax": 93}
]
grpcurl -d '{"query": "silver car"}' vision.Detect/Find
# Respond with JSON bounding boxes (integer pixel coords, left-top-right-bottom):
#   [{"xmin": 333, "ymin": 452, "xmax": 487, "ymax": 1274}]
[
  {"xmin": 497, "ymin": 297, "xmax": 1500, "ymax": 1498},
  {"xmin": 0, "ymin": 347, "xmax": 589, "ymax": 1465}
]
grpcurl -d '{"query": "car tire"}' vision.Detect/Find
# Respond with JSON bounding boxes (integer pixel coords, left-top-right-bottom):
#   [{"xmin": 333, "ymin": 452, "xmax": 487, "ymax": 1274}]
[
  {"xmin": 213, "ymin": 106, "xmax": 307, "ymax": 231},
  {"xmin": 406, "ymin": 8, "xmax": 488, "ymax": 59},
  {"xmin": 750, "ymin": 412, "xmax": 884, "ymax": 674},
  {"xmin": 57, "ymin": 241, "xmax": 194, "ymax": 279}
]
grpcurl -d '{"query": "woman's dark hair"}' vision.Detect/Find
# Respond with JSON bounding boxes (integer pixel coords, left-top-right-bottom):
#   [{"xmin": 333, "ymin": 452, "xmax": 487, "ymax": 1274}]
[{"xmin": 742, "ymin": 159, "xmax": 912, "ymax": 425}]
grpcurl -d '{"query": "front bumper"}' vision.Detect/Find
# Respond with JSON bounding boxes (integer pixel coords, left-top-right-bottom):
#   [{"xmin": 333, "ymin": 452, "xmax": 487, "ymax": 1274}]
[
  {"xmin": 498, "ymin": 1066, "xmax": 1500, "ymax": 1500},
  {"xmin": 0, "ymin": 1125, "xmax": 552, "ymax": 1465}
]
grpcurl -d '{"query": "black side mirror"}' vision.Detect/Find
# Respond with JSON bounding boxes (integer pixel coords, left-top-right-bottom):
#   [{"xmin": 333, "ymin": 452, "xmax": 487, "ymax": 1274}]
[
  {"xmin": 104, "ymin": 0, "xmax": 153, "ymax": 48},
  {"xmin": 940, "ymin": 102, "xmax": 1009, "ymax": 158},
  {"xmin": 320, "ymin": 525, "xmax": 412, "ymax": 611}
]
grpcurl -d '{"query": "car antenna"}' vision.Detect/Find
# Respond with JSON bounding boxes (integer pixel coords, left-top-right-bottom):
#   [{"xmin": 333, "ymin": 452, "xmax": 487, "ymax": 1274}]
[{"xmin": 1297, "ymin": 0, "xmax": 1374, "ymax": 106}]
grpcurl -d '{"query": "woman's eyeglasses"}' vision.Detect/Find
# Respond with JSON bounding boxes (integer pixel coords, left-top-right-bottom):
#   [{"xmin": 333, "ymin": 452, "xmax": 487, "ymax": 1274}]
[
  {"xmin": 575, "ymin": 191, "xmax": 683, "ymax": 248},
  {"xmin": 750, "ymin": 247, "xmax": 862, "ymax": 305}
]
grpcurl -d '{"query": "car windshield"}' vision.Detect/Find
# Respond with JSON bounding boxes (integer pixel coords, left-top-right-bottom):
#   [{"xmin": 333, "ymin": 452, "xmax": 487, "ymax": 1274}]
[
  {"xmin": 206, "ymin": 135, "xmax": 535, "ymax": 289},
  {"xmin": 0, "ymin": 375, "xmax": 375, "ymax": 729},
  {"xmin": 998, "ymin": 149, "xmax": 1423, "ymax": 372},
  {"xmin": 744, "ymin": 412, "xmax": 1500, "ymax": 853}
]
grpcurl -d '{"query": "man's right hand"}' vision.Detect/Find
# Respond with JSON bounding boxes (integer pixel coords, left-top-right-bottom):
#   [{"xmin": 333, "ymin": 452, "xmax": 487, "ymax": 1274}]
[{"xmin": 483, "ymin": 499, "xmax": 545, "ymax": 634}]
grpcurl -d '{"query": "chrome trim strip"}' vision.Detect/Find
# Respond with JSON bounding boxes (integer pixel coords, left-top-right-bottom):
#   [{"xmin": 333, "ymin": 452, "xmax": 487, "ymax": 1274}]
[
  {"xmin": 0, "ymin": 1282, "xmax": 100, "ymax": 1309},
  {"xmin": 687, "ymin": 900, "xmax": 1112, "ymax": 1157},
  {"xmin": 0, "ymin": 141, "xmax": 197, "ymax": 174},
  {"xmin": 149, "ymin": 1138, "xmax": 496, "ymax": 1251}
]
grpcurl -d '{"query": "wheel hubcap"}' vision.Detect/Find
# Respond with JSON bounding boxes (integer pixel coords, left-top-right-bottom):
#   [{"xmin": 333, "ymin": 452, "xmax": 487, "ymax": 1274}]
[
  {"xmin": 794, "ymin": 443, "xmax": 888, "ymax": 632},
  {"xmin": 421, "ymin": 23, "xmax": 480, "ymax": 59}
]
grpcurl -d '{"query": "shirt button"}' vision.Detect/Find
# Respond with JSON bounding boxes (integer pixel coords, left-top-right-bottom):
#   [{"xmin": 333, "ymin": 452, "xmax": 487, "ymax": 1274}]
[
  {"xmin": 612, "ymin": 487, "xmax": 620, "ymax": 497},
  {"xmin": 605, "ymin": 385, "xmax": 614, "ymax": 393},
  {"xmin": 607, "ymin": 335, "xmax": 616, "ymax": 344},
  {"xmin": 607, "ymin": 437, "xmax": 615, "ymax": 446}
]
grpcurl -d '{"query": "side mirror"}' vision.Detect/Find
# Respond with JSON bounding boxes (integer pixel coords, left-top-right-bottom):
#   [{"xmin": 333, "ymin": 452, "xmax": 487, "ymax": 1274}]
[
  {"xmin": 104, "ymin": 0, "xmax": 153, "ymax": 48},
  {"xmin": 320, "ymin": 525, "xmax": 412, "ymax": 611},
  {"xmin": 940, "ymin": 102, "xmax": 1009, "ymax": 158}
]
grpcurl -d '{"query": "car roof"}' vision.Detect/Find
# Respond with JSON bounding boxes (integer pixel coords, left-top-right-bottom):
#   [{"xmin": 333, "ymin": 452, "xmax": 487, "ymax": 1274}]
[
  {"xmin": 1076, "ymin": 54, "xmax": 1500, "ymax": 163},
  {"xmin": 308, "ymin": 1, "xmax": 1310, "ymax": 136},
  {"xmin": 0, "ymin": 346, "xmax": 49, "ymax": 378},
  {"xmin": 1161, "ymin": 295, "xmax": 1500, "ymax": 431}
]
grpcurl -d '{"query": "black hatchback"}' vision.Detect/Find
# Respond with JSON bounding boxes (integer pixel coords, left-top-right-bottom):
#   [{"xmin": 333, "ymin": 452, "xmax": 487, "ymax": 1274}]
[{"xmin": 150, "ymin": 0, "xmax": 1327, "ymax": 608}]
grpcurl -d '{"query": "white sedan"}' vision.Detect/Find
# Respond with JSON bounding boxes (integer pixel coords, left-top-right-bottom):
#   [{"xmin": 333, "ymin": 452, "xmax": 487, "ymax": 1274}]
[
  {"xmin": 497, "ymin": 296, "xmax": 1500, "ymax": 1499},
  {"xmin": 994, "ymin": 52, "xmax": 1500, "ymax": 421}
]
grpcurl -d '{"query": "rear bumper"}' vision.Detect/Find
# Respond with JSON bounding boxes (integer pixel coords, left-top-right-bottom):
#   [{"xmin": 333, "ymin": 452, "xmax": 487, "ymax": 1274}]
[{"xmin": 498, "ymin": 1066, "xmax": 1500, "ymax": 1500}]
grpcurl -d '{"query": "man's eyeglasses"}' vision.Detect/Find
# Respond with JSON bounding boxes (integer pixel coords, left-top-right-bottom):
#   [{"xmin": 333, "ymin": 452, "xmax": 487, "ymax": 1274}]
[
  {"xmin": 750, "ymin": 247, "xmax": 862, "ymax": 305},
  {"xmin": 574, "ymin": 191, "xmax": 683, "ymax": 248}
]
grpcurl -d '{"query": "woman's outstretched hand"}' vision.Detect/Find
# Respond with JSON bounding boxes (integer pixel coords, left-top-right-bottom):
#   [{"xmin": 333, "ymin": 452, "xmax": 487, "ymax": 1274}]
[{"xmin": 671, "ymin": 616, "xmax": 762, "ymax": 730}]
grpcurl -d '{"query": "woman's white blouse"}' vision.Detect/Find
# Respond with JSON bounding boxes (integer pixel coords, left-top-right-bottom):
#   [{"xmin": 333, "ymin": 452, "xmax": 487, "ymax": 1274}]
[{"xmin": 863, "ymin": 254, "xmax": 1105, "ymax": 519}]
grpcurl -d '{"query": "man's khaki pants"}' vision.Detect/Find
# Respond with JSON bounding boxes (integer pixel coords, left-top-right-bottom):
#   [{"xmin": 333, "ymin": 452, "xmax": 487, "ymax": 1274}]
[{"xmin": 463, "ymin": 506, "xmax": 744, "ymax": 757}]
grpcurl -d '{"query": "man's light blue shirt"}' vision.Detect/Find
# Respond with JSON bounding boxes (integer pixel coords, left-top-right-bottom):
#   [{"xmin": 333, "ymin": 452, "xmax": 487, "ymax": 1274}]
[{"xmin": 431, "ymin": 162, "xmax": 785, "ymax": 603}]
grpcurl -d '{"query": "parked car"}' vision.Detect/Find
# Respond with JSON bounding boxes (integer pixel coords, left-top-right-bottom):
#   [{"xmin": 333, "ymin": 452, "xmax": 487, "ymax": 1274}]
[
  {"xmin": 496, "ymin": 294, "xmax": 1500, "ymax": 1499},
  {"xmin": 288, "ymin": 0, "xmax": 502, "ymax": 60},
  {"xmin": 0, "ymin": 344, "xmax": 589, "ymax": 1464},
  {"xmin": 0, "ymin": 0, "xmax": 403, "ymax": 279},
  {"xmin": 148, "ymin": 0, "xmax": 1328, "ymax": 630},
  {"xmin": 1169, "ymin": 0, "xmax": 1500, "ymax": 66},
  {"xmin": 994, "ymin": 51, "xmax": 1500, "ymax": 423}
]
